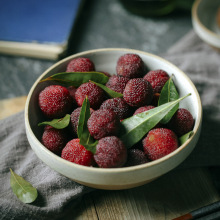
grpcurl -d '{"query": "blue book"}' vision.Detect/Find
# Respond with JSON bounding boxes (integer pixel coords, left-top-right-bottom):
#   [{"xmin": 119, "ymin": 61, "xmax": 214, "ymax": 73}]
[{"xmin": 0, "ymin": 0, "xmax": 83, "ymax": 60}]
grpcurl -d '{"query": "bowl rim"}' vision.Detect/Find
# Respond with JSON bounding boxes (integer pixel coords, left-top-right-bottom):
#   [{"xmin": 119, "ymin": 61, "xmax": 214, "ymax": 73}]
[
  {"xmin": 192, "ymin": 0, "xmax": 220, "ymax": 40},
  {"xmin": 25, "ymin": 48, "xmax": 202, "ymax": 174}
]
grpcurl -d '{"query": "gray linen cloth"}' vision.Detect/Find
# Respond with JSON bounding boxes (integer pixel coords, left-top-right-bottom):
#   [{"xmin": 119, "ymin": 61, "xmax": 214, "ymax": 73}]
[
  {"xmin": 163, "ymin": 30, "xmax": 220, "ymax": 167},
  {"xmin": 0, "ymin": 30, "xmax": 220, "ymax": 219}
]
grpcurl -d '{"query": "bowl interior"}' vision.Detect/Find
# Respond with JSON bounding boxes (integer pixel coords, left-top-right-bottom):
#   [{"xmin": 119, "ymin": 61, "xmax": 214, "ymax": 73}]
[
  {"xmin": 25, "ymin": 48, "xmax": 202, "ymax": 189},
  {"xmin": 28, "ymin": 48, "xmax": 201, "ymax": 155},
  {"xmin": 197, "ymin": 0, "xmax": 220, "ymax": 35},
  {"xmin": 192, "ymin": 0, "xmax": 220, "ymax": 49}
]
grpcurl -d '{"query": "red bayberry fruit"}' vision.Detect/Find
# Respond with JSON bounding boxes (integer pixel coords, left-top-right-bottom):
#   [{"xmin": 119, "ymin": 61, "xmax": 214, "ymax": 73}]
[
  {"xmin": 67, "ymin": 86, "xmax": 77, "ymax": 106},
  {"xmin": 106, "ymin": 75, "xmax": 130, "ymax": 94},
  {"xmin": 143, "ymin": 69, "xmax": 169, "ymax": 93},
  {"xmin": 123, "ymin": 78, "xmax": 153, "ymax": 107},
  {"xmin": 39, "ymin": 85, "xmax": 73, "ymax": 119},
  {"xmin": 87, "ymin": 109, "xmax": 120, "ymax": 140},
  {"xmin": 42, "ymin": 126, "xmax": 69, "ymax": 155},
  {"xmin": 75, "ymin": 82, "xmax": 105, "ymax": 109},
  {"xmin": 125, "ymin": 149, "xmax": 149, "ymax": 167},
  {"xmin": 70, "ymin": 107, "xmax": 94, "ymax": 136},
  {"xmin": 66, "ymin": 57, "xmax": 95, "ymax": 72},
  {"xmin": 100, "ymin": 97, "xmax": 133, "ymax": 120},
  {"xmin": 168, "ymin": 108, "xmax": 194, "ymax": 137},
  {"xmin": 94, "ymin": 136, "xmax": 127, "ymax": 168},
  {"xmin": 133, "ymin": 105, "xmax": 155, "ymax": 115},
  {"xmin": 61, "ymin": 138, "xmax": 94, "ymax": 166},
  {"xmin": 142, "ymin": 128, "xmax": 178, "ymax": 161},
  {"xmin": 116, "ymin": 53, "xmax": 145, "ymax": 78}
]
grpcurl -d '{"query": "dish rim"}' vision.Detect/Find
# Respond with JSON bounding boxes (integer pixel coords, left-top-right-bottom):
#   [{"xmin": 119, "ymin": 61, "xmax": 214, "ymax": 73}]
[
  {"xmin": 192, "ymin": 0, "xmax": 220, "ymax": 39},
  {"xmin": 24, "ymin": 48, "xmax": 203, "ymax": 174}
]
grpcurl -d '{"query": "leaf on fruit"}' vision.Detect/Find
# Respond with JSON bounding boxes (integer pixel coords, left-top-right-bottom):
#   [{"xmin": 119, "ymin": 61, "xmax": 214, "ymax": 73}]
[
  {"xmin": 77, "ymin": 97, "xmax": 97, "ymax": 154},
  {"xmin": 158, "ymin": 75, "xmax": 179, "ymax": 124},
  {"xmin": 119, "ymin": 93, "xmax": 191, "ymax": 148},
  {"xmin": 38, "ymin": 114, "xmax": 70, "ymax": 129},
  {"xmin": 77, "ymin": 96, "xmax": 90, "ymax": 139},
  {"xmin": 40, "ymin": 72, "xmax": 109, "ymax": 87},
  {"xmin": 90, "ymin": 81, "xmax": 123, "ymax": 98},
  {"xmin": 10, "ymin": 168, "xmax": 38, "ymax": 204},
  {"xmin": 179, "ymin": 131, "xmax": 194, "ymax": 145},
  {"xmin": 81, "ymin": 139, "xmax": 98, "ymax": 154}
]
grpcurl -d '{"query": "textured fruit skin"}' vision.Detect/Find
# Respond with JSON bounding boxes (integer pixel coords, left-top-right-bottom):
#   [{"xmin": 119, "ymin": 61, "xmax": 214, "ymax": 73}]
[
  {"xmin": 143, "ymin": 69, "xmax": 169, "ymax": 93},
  {"xmin": 94, "ymin": 136, "xmax": 127, "ymax": 168},
  {"xmin": 67, "ymin": 86, "xmax": 77, "ymax": 107},
  {"xmin": 70, "ymin": 107, "xmax": 94, "ymax": 136},
  {"xmin": 116, "ymin": 53, "xmax": 145, "ymax": 78},
  {"xmin": 61, "ymin": 138, "xmax": 94, "ymax": 166},
  {"xmin": 66, "ymin": 57, "xmax": 95, "ymax": 72},
  {"xmin": 100, "ymin": 97, "xmax": 133, "ymax": 120},
  {"xmin": 39, "ymin": 85, "xmax": 73, "ymax": 119},
  {"xmin": 106, "ymin": 75, "xmax": 130, "ymax": 93},
  {"xmin": 75, "ymin": 82, "xmax": 105, "ymax": 109},
  {"xmin": 123, "ymin": 78, "xmax": 153, "ymax": 107},
  {"xmin": 87, "ymin": 109, "xmax": 120, "ymax": 140},
  {"xmin": 143, "ymin": 128, "xmax": 178, "ymax": 161},
  {"xmin": 133, "ymin": 105, "xmax": 155, "ymax": 115},
  {"xmin": 125, "ymin": 149, "xmax": 149, "ymax": 167},
  {"xmin": 42, "ymin": 126, "xmax": 69, "ymax": 155},
  {"xmin": 168, "ymin": 108, "xmax": 194, "ymax": 137}
]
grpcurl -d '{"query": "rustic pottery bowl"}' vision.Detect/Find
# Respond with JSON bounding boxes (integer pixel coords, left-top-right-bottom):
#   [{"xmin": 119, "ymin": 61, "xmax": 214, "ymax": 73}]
[
  {"xmin": 192, "ymin": 0, "xmax": 220, "ymax": 50},
  {"xmin": 25, "ymin": 48, "xmax": 202, "ymax": 190}
]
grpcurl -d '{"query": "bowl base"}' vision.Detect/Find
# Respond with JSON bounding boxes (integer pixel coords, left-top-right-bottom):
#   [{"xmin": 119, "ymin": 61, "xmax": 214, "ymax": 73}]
[{"xmin": 71, "ymin": 177, "xmax": 158, "ymax": 190}]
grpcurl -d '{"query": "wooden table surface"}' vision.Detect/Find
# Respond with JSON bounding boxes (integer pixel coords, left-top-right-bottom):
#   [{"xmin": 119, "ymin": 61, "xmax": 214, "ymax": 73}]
[{"xmin": 1, "ymin": 96, "xmax": 219, "ymax": 220}]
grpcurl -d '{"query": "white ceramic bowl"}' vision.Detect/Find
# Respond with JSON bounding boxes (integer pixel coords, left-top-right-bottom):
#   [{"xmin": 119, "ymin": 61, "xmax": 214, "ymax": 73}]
[
  {"xmin": 192, "ymin": 0, "xmax": 220, "ymax": 50},
  {"xmin": 25, "ymin": 48, "xmax": 202, "ymax": 190}
]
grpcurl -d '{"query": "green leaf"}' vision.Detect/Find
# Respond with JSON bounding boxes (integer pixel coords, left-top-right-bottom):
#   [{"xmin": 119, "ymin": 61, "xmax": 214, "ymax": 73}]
[
  {"xmin": 158, "ymin": 75, "xmax": 179, "ymax": 105},
  {"xmin": 90, "ymin": 81, "xmax": 123, "ymax": 98},
  {"xmin": 77, "ymin": 96, "xmax": 90, "ymax": 139},
  {"xmin": 40, "ymin": 72, "xmax": 109, "ymax": 87},
  {"xmin": 179, "ymin": 131, "xmax": 194, "ymax": 145},
  {"xmin": 119, "ymin": 93, "xmax": 191, "ymax": 148},
  {"xmin": 77, "ymin": 97, "xmax": 97, "ymax": 154},
  {"xmin": 158, "ymin": 75, "xmax": 179, "ymax": 124},
  {"xmin": 82, "ymin": 139, "xmax": 98, "ymax": 154},
  {"xmin": 10, "ymin": 168, "xmax": 38, "ymax": 204},
  {"xmin": 38, "ymin": 114, "xmax": 70, "ymax": 129}
]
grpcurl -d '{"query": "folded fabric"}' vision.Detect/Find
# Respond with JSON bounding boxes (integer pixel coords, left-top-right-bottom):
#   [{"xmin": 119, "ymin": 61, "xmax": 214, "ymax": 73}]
[
  {"xmin": 0, "ymin": 30, "xmax": 220, "ymax": 219},
  {"xmin": 0, "ymin": 111, "xmax": 93, "ymax": 220}
]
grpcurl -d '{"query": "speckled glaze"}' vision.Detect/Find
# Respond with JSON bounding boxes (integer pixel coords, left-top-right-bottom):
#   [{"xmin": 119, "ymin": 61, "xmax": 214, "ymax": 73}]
[
  {"xmin": 192, "ymin": 0, "xmax": 220, "ymax": 49},
  {"xmin": 25, "ymin": 48, "xmax": 202, "ymax": 190}
]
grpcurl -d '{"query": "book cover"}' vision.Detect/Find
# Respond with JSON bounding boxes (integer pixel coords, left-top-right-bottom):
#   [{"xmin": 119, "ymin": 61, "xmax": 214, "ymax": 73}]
[{"xmin": 0, "ymin": 0, "xmax": 83, "ymax": 60}]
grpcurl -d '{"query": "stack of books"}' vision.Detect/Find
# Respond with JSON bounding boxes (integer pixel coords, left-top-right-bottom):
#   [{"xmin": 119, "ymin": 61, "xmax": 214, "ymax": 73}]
[{"xmin": 0, "ymin": 0, "xmax": 83, "ymax": 60}]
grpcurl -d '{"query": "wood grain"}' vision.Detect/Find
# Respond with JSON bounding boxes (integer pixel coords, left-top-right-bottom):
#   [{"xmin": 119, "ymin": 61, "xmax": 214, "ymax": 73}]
[
  {"xmin": 0, "ymin": 96, "xmax": 27, "ymax": 119},
  {"xmin": 72, "ymin": 168, "xmax": 219, "ymax": 219},
  {"xmin": 86, "ymin": 168, "xmax": 219, "ymax": 220},
  {"xmin": 74, "ymin": 193, "xmax": 98, "ymax": 220}
]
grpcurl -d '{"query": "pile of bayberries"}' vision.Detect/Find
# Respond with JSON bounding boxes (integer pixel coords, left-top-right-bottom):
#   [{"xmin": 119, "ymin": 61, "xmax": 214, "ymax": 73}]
[{"xmin": 38, "ymin": 53, "xmax": 194, "ymax": 168}]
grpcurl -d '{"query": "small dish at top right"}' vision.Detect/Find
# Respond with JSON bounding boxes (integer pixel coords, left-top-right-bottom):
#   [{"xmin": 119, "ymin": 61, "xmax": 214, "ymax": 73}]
[{"xmin": 192, "ymin": 0, "xmax": 220, "ymax": 50}]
